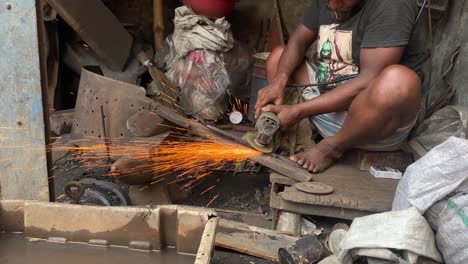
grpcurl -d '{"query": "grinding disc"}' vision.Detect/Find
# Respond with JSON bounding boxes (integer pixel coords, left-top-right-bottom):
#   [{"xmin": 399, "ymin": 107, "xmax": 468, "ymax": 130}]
[
  {"xmin": 293, "ymin": 182, "xmax": 334, "ymax": 195},
  {"xmin": 243, "ymin": 132, "xmax": 274, "ymax": 153}
]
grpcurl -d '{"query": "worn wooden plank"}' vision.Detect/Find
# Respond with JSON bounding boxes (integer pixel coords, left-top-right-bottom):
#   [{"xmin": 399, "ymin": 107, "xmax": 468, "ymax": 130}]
[
  {"xmin": 270, "ymin": 172, "xmax": 299, "ymax": 186},
  {"xmin": 214, "ymin": 209, "xmax": 272, "ymax": 229},
  {"xmin": 215, "ymin": 219, "xmax": 297, "ymax": 262},
  {"xmin": 270, "ymin": 193, "xmax": 369, "ymax": 220},
  {"xmin": 312, "ymin": 164, "xmax": 399, "ymax": 192},
  {"xmin": 46, "ymin": 0, "xmax": 133, "ymax": 71},
  {"xmin": 408, "ymin": 139, "xmax": 428, "ymax": 160},
  {"xmin": 0, "ymin": 0, "xmax": 50, "ymax": 201},
  {"xmin": 270, "ymin": 164, "xmax": 398, "ymax": 218},
  {"xmin": 282, "ymin": 186, "xmax": 394, "ymax": 212}
]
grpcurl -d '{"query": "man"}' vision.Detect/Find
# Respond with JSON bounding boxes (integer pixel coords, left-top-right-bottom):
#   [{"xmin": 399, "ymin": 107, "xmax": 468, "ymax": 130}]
[{"xmin": 255, "ymin": 0, "xmax": 427, "ymax": 173}]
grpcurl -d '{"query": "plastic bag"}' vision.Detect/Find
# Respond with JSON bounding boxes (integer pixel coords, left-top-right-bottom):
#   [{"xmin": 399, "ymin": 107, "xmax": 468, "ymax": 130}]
[
  {"xmin": 393, "ymin": 137, "xmax": 468, "ymax": 264},
  {"xmin": 424, "ymin": 180, "xmax": 468, "ymax": 264},
  {"xmin": 153, "ymin": 35, "xmax": 177, "ymax": 70},
  {"xmin": 413, "ymin": 106, "xmax": 468, "ymax": 151},
  {"xmin": 432, "ymin": 194, "xmax": 468, "ymax": 264},
  {"xmin": 393, "ymin": 137, "xmax": 468, "ymax": 213},
  {"xmin": 424, "ymin": 193, "xmax": 468, "ymax": 264},
  {"xmin": 338, "ymin": 208, "xmax": 442, "ymax": 264},
  {"xmin": 167, "ymin": 50, "xmax": 229, "ymax": 120}
]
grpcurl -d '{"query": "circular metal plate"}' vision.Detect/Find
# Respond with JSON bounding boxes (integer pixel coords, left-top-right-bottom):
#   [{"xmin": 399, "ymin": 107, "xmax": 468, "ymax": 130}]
[
  {"xmin": 229, "ymin": 111, "xmax": 243, "ymax": 124},
  {"xmin": 243, "ymin": 132, "xmax": 274, "ymax": 153},
  {"xmin": 294, "ymin": 182, "xmax": 334, "ymax": 195}
]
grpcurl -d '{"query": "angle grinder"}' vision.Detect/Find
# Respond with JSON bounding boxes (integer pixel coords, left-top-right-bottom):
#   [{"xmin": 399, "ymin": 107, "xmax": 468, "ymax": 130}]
[{"xmin": 244, "ymin": 111, "xmax": 281, "ymax": 153}]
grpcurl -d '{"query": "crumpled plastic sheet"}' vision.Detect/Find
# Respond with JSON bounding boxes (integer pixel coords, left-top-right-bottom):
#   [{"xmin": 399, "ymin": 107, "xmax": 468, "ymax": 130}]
[
  {"xmin": 338, "ymin": 207, "xmax": 442, "ymax": 264},
  {"xmin": 413, "ymin": 106, "xmax": 468, "ymax": 151},
  {"xmin": 167, "ymin": 50, "xmax": 229, "ymax": 120},
  {"xmin": 393, "ymin": 136, "xmax": 468, "ymax": 264},
  {"xmin": 154, "ymin": 35, "xmax": 177, "ymax": 70}
]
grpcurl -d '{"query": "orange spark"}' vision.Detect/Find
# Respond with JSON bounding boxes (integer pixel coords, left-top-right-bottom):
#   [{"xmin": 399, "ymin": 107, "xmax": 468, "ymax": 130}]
[
  {"xmin": 49, "ymin": 135, "xmax": 260, "ymax": 190},
  {"xmin": 150, "ymin": 139, "xmax": 260, "ymax": 188},
  {"xmin": 200, "ymin": 185, "xmax": 217, "ymax": 195},
  {"xmin": 205, "ymin": 194, "xmax": 220, "ymax": 208},
  {"xmin": 227, "ymin": 92, "xmax": 249, "ymax": 116}
]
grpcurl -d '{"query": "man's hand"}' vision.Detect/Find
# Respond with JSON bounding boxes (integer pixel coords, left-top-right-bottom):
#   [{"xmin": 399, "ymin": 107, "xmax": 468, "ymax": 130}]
[
  {"xmin": 254, "ymin": 24, "xmax": 317, "ymax": 119},
  {"xmin": 254, "ymin": 81, "xmax": 286, "ymax": 119},
  {"xmin": 261, "ymin": 104, "xmax": 301, "ymax": 130}
]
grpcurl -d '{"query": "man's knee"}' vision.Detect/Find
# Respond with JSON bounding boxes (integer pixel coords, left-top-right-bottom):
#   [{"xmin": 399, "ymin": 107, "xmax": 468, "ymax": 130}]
[
  {"xmin": 369, "ymin": 65, "xmax": 421, "ymax": 108},
  {"xmin": 266, "ymin": 45, "xmax": 285, "ymax": 69}
]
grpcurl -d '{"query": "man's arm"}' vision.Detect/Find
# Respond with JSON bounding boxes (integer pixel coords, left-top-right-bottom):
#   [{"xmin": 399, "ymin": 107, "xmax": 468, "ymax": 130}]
[
  {"xmin": 269, "ymin": 25, "xmax": 318, "ymax": 89},
  {"xmin": 263, "ymin": 47, "xmax": 405, "ymax": 128},
  {"xmin": 254, "ymin": 25, "xmax": 317, "ymax": 118}
]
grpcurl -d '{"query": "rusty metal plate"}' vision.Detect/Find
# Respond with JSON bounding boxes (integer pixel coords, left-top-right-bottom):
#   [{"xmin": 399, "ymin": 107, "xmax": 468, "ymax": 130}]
[{"xmin": 72, "ymin": 69, "xmax": 155, "ymax": 144}]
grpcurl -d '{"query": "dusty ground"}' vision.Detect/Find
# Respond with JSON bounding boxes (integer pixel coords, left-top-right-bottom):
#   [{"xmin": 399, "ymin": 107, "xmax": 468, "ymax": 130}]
[
  {"xmin": 52, "ymin": 146, "xmax": 347, "ymax": 264},
  {"xmin": 179, "ymin": 170, "xmax": 272, "ymax": 215},
  {"xmin": 179, "ymin": 170, "xmax": 275, "ymax": 264}
]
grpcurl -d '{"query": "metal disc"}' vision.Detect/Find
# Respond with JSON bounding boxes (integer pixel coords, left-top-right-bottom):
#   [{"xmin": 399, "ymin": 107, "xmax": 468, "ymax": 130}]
[
  {"xmin": 243, "ymin": 132, "xmax": 274, "ymax": 153},
  {"xmin": 294, "ymin": 182, "xmax": 334, "ymax": 195},
  {"xmin": 229, "ymin": 111, "xmax": 243, "ymax": 124}
]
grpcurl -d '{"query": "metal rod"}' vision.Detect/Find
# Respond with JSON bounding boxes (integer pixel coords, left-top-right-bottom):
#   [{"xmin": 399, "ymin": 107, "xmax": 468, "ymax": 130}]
[{"xmin": 100, "ymin": 105, "xmax": 111, "ymax": 161}]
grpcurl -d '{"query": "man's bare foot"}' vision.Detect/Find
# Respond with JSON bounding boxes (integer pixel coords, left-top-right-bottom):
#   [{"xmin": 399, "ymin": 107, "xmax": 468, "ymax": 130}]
[{"xmin": 290, "ymin": 139, "xmax": 343, "ymax": 173}]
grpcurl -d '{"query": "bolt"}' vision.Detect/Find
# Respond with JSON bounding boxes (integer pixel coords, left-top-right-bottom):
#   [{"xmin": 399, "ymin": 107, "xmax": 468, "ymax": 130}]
[{"xmin": 5, "ymin": 3, "xmax": 11, "ymax": 10}]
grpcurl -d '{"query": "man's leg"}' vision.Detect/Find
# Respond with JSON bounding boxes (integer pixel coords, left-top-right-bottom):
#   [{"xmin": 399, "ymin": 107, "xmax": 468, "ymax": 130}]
[
  {"xmin": 266, "ymin": 46, "xmax": 310, "ymax": 84},
  {"xmin": 291, "ymin": 65, "xmax": 422, "ymax": 173}
]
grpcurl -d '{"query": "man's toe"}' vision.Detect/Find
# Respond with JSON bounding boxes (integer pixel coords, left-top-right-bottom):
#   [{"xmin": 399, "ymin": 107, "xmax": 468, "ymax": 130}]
[
  {"xmin": 290, "ymin": 155, "xmax": 299, "ymax": 162},
  {"xmin": 297, "ymin": 158, "xmax": 305, "ymax": 166},
  {"xmin": 311, "ymin": 162, "xmax": 321, "ymax": 173},
  {"xmin": 302, "ymin": 160, "xmax": 310, "ymax": 170}
]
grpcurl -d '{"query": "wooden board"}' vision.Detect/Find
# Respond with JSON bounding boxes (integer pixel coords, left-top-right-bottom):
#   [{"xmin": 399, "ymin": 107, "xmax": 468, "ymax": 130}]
[
  {"xmin": 271, "ymin": 195, "xmax": 370, "ymax": 220},
  {"xmin": 214, "ymin": 209, "xmax": 273, "ymax": 229},
  {"xmin": 0, "ymin": 0, "xmax": 50, "ymax": 201},
  {"xmin": 270, "ymin": 163, "xmax": 399, "ymax": 219},
  {"xmin": 46, "ymin": 0, "xmax": 133, "ymax": 71},
  {"xmin": 215, "ymin": 219, "xmax": 297, "ymax": 262}
]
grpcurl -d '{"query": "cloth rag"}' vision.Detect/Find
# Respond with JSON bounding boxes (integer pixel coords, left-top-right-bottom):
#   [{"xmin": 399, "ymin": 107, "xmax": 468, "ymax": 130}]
[{"xmin": 172, "ymin": 6, "xmax": 234, "ymax": 59}]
